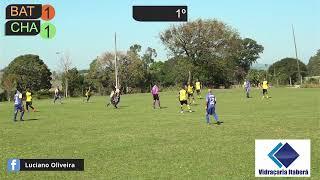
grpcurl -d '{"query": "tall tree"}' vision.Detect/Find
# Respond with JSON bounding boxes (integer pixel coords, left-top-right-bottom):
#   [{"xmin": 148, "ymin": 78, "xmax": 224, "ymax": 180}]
[
  {"xmin": 62, "ymin": 68, "xmax": 84, "ymax": 96},
  {"xmin": 268, "ymin": 58, "xmax": 307, "ymax": 85},
  {"xmin": 160, "ymin": 19, "xmax": 263, "ymax": 87},
  {"xmin": 59, "ymin": 52, "xmax": 72, "ymax": 98},
  {"xmin": 307, "ymin": 49, "xmax": 320, "ymax": 76},
  {"xmin": 2, "ymin": 54, "xmax": 52, "ymax": 91}
]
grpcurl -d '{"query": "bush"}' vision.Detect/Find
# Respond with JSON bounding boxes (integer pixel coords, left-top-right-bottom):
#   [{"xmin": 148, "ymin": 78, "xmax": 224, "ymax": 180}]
[
  {"xmin": 0, "ymin": 92, "xmax": 7, "ymax": 102},
  {"xmin": 301, "ymin": 84, "xmax": 320, "ymax": 88}
]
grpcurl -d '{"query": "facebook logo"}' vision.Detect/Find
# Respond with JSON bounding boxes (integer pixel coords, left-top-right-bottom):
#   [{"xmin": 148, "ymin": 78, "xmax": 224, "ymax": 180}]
[{"xmin": 7, "ymin": 159, "xmax": 20, "ymax": 172}]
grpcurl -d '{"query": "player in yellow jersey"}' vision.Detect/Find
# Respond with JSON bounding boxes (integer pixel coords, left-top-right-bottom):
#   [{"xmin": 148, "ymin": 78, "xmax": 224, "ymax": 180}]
[
  {"xmin": 195, "ymin": 80, "xmax": 201, "ymax": 99},
  {"xmin": 187, "ymin": 83, "xmax": 195, "ymax": 104},
  {"xmin": 178, "ymin": 85, "xmax": 192, "ymax": 113},
  {"xmin": 25, "ymin": 88, "xmax": 36, "ymax": 112},
  {"xmin": 261, "ymin": 78, "xmax": 269, "ymax": 99}
]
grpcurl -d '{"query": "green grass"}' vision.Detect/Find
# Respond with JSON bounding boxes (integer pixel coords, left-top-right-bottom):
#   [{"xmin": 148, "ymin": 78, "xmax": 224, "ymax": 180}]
[{"xmin": 0, "ymin": 88, "xmax": 319, "ymax": 179}]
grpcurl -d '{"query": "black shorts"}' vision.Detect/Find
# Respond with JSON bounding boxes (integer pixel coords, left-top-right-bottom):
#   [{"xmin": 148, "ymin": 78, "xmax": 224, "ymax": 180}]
[
  {"xmin": 153, "ymin": 94, "xmax": 159, "ymax": 101},
  {"xmin": 263, "ymin": 89, "xmax": 268, "ymax": 94},
  {"xmin": 188, "ymin": 93, "xmax": 193, "ymax": 97},
  {"xmin": 196, "ymin": 89, "xmax": 200, "ymax": 94},
  {"xmin": 26, "ymin": 101, "xmax": 32, "ymax": 106},
  {"xmin": 180, "ymin": 100, "xmax": 188, "ymax": 105}
]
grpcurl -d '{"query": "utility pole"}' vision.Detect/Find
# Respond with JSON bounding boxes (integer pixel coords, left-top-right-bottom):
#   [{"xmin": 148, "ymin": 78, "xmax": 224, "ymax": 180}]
[
  {"xmin": 292, "ymin": 25, "xmax": 302, "ymax": 85},
  {"xmin": 114, "ymin": 32, "xmax": 118, "ymax": 88}
]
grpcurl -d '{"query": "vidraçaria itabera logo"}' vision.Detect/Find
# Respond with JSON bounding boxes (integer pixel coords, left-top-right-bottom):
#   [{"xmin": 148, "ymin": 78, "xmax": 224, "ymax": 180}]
[
  {"xmin": 268, "ymin": 142, "xmax": 299, "ymax": 168},
  {"xmin": 255, "ymin": 140, "xmax": 310, "ymax": 177}
]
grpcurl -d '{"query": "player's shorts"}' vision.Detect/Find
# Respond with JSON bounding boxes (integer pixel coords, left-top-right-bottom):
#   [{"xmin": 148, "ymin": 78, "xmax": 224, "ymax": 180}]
[
  {"xmin": 14, "ymin": 104, "xmax": 23, "ymax": 112},
  {"xmin": 196, "ymin": 89, "xmax": 200, "ymax": 94},
  {"xmin": 188, "ymin": 93, "xmax": 193, "ymax": 97},
  {"xmin": 180, "ymin": 100, "xmax": 188, "ymax": 105},
  {"xmin": 26, "ymin": 101, "xmax": 32, "ymax": 106},
  {"xmin": 262, "ymin": 89, "xmax": 268, "ymax": 95},
  {"xmin": 207, "ymin": 106, "xmax": 216, "ymax": 115},
  {"xmin": 153, "ymin": 94, "xmax": 159, "ymax": 101}
]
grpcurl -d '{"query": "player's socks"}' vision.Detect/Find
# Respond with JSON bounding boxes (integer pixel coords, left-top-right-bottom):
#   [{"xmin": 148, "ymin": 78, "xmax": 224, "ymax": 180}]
[
  {"xmin": 14, "ymin": 112, "xmax": 18, "ymax": 121},
  {"xmin": 213, "ymin": 113, "xmax": 219, "ymax": 122},
  {"xmin": 206, "ymin": 114, "xmax": 210, "ymax": 124},
  {"xmin": 20, "ymin": 111, "xmax": 24, "ymax": 121},
  {"xmin": 187, "ymin": 105, "xmax": 192, "ymax": 112}
]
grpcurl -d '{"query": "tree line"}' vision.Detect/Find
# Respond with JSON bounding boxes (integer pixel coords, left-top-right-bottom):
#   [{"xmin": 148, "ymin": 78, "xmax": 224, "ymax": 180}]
[{"xmin": 1, "ymin": 19, "xmax": 319, "ymax": 101}]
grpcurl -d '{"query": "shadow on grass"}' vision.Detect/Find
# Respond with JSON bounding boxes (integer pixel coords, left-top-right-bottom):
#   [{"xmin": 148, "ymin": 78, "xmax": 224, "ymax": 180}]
[{"xmin": 26, "ymin": 118, "xmax": 40, "ymax": 121}]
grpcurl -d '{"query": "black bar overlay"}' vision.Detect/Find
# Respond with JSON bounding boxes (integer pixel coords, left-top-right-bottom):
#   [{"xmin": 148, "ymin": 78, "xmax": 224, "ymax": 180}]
[
  {"xmin": 133, "ymin": 6, "xmax": 188, "ymax": 22},
  {"xmin": 20, "ymin": 159, "xmax": 84, "ymax": 171},
  {"xmin": 6, "ymin": 4, "xmax": 42, "ymax": 19},
  {"xmin": 5, "ymin": 20, "xmax": 41, "ymax": 36}
]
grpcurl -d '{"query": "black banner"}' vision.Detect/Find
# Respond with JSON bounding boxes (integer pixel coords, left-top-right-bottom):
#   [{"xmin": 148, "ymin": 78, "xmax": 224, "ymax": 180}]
[
  {"xmin": 20, "ymin": 159, "xmax": 84, "ymax": 171},
  {"xmin": 133, "ymin": 6, "xmax": 188, "ymax": 22},
  {"xmin": 6, "ymin": 4, "xmax": 42, "ymax": 19},
  {"xmin": 5, "ymin": 20, "xmax": 41, "ymax": 36}
]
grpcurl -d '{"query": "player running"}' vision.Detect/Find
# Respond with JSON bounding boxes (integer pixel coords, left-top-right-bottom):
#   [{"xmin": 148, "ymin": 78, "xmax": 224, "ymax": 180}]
[
  {"xmin": 261, "ymin": 78, "xmax": 269, "ymax": 99},
  {"xmin": 85, "ymin": 87, "xmax": 92, "ymax": 102},
  {"xmin": 187, "ymin": 83, "xmax": 195, "ymax": 104},
  {"xmin": 244, "ymin": 79, "xmax": 251, "ymax": 98},
  {"xmin": 195, "ymin": 80, "xmax": 201, "ymax": 99},
  {"xmin": 13, "ymin": 90, "xmax": 24, "ymax": 122},
  {"xmin": 205, "ymin": 89, "xmax": 221, "ymax": 125},
  {"xmin": 107, "ymin": 86, "xmax": 120, "ymax": 108},
  {"xmin": 25, "ymin": 88, "xmax": 36, "ymax": 112},
  {"xmin": 151, "ymin": 84, "xmax": 161, "ymax": 109},
  {"xmin": 179, "ymin": 85, "xmax": 192, "ymax": 113},
  {"xmin": 53, "ymin": 86, "xmax": 62, "ymax": 104}
]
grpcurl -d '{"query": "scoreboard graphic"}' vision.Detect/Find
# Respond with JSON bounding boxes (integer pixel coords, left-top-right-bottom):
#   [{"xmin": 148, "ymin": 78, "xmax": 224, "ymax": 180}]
[{"xmin": 5, "ymin": 4, "xmax": 56, "ymax": 39}]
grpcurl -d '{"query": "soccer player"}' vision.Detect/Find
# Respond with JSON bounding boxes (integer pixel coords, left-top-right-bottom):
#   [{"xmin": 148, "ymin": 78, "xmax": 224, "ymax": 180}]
[
  {"xmin": 187, "ymin": 83, "xmax": 195, "ymax": 104},
  {"xmin": 244, "ymin": 79, "xmax": 251, "ymax": 98},
  {"xmin": 195, "ymin": 80, "xmax": 201, "ymax": 99},
  {"xmin": 13, "ymin": 89, "xmax": 24, "ymax": 122},
  {"xmin": 53, "ymin": 86, "xmax": 62, "ymax": 104},
  {"xmin": 179, "ymin": 85, "xmax": 192, "ymax": 113},
  {"xmin": 25, "ymin": 88, "xmax": 36, "ymax": 112},
  {"xmin": 262, "ymin": 78, "xmax": 269, "ymax": 99},
  {"xmin": 107, "ymin": 86, "xmax": 120, "ymax": 108},
  {"xmin": 151, "ymin": 84, "xmax": 161, "ymax": 109},
  {"xmin": 205, "ymin": 89, "xmax": 221, "ymax": 125},
  {"xmin": 85, "ymin": 86, "xmax": 92, "ymax": 102}
]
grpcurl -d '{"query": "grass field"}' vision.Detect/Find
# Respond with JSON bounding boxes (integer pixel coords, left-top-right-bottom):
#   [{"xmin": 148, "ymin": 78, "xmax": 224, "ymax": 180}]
[{"xmin": 0, "ymin": 88, "xmax": 319, "ymax": 179}]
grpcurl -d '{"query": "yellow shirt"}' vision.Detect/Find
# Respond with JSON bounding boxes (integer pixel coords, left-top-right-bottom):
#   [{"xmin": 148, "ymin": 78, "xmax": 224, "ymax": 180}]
[
  {"xmin": 187, "ymin": 85, "xmax": 193, "ymax": 93},
  {"xmin": 26, "ymin": 91, "xmax": 32, "ymax": 102},
  {"xmin": 195, "ymin": 82, "xmax": 201, "ymax": 90},
  {"xmin": 179, "ymin": 89, "xmax": 187, "ymax": 101},
  {"xmin": 262, "ymin": 81, "xmax": 268, "ymax": 89}
]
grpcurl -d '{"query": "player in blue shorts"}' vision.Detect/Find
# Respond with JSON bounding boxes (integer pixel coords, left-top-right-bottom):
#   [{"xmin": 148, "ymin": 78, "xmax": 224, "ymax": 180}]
[
  {"xmin": 13, "ymin": 90, "xmax": 24, "ymax": 122},
  {"xmin": 205, "ymin": 89, "xmax": 221, "ymax": 125}
]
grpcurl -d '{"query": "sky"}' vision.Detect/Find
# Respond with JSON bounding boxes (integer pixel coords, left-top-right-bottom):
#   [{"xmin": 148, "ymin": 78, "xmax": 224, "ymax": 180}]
[{"xmin": 0, "ymin": 0, "xmax": 319, "ymax": 71}]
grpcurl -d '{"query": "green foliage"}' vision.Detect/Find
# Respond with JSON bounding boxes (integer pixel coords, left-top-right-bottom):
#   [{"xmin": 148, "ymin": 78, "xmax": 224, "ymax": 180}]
[
  {"xmin": 62, "ymin": 68, "xmax": 85, "ymax": 97},
  {"xmin": 268, "ymin": 57, "xmax": 307, "ymax": 85},
  {"xmin": 307, "ymin": 49, "xmax": 320, "ymax": 76},
  {"xmin": 160, "ymin": 19, "xmax": 263, "ymax": 87},
  {"xmin": 246, "ymin": 69, "xmax": 266, "ymax": 86},
  {"xmin": 1, "ymin": 54, "xmax": 52, "ymax": 91}
]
